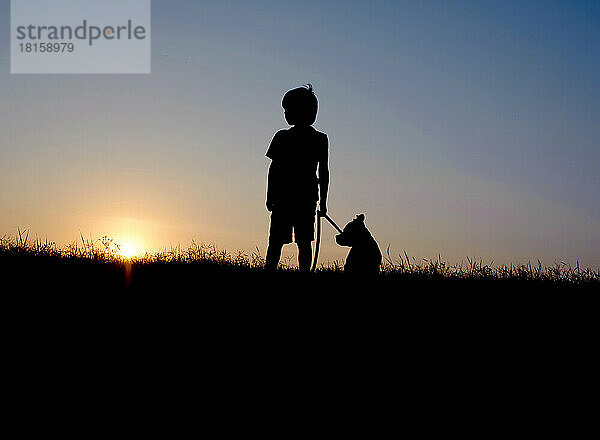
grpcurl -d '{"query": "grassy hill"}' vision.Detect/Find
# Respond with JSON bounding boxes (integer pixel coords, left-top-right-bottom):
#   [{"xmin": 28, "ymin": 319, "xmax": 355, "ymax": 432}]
[{"xmin": 2, "ymin": 231, "xmax": 597, "ymax": 291}]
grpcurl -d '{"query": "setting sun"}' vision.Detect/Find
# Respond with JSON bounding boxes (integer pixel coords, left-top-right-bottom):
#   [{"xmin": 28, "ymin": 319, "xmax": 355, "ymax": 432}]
[{"xmin": 118, "ymin": 243, "xmax": 140, "ymax": 259}]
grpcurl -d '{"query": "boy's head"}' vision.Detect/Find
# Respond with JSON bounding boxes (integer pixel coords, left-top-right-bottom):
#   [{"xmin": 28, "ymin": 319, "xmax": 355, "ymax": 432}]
[{"xmin": 282, "ymin": 83, "xmax": 318, "ymax": 126}]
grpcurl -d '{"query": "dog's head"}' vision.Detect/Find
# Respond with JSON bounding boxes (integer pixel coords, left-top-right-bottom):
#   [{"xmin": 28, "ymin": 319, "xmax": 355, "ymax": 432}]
[{"xmin": 335, "ymin": 214, "xmax": 367, "ymax": 247}]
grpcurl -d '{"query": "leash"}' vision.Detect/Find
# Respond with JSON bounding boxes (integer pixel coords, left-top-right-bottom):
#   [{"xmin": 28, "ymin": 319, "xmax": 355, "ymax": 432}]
[
  {"xmin": 311, "ymin": 212, "xmax": 343, "ymax": 272},
  {"xmin": 323, "ymin": 213, "xmax": 343, "ymax": 234}
]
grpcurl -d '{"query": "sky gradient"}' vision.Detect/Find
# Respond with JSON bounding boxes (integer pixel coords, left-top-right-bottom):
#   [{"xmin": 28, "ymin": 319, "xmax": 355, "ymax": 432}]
[{"xmin": 1, "ymin": 0, "xmax": 599, "ymax": 267}]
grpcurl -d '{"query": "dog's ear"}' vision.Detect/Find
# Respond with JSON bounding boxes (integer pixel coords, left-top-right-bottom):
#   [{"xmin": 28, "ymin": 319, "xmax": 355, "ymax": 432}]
[{"xmin": 356, "ymin": 214, "xmax": 365, "ymax": 222}]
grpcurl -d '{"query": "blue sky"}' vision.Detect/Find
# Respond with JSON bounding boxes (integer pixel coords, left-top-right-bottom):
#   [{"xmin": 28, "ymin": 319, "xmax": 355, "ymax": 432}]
[{"xmin": 1, "ymin": 0, "xmax": 599, "ymax": 266}]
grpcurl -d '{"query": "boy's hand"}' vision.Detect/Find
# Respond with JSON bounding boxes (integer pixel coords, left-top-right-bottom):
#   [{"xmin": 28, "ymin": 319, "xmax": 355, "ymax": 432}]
[{"xmin": 266, "ymin": 201, "xmax": 275, "ymax": 212}]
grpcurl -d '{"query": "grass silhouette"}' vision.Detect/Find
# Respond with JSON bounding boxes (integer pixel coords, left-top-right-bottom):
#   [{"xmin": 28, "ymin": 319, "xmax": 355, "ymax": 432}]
[{"xmin": 1, "ymin": 229, "xmax": 598, "ymax": 290}]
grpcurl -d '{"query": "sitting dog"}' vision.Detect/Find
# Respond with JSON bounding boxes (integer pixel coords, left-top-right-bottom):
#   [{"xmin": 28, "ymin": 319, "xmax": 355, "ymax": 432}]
[{"xmin": 335, "ymin": 214, "xmax": 382, "ymax": 275}]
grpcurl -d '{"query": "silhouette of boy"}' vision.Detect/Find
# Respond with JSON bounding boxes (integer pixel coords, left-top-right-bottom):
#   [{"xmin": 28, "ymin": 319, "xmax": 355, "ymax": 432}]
[{"xmin": 265, "ymin": 84, "xmax": 329, "ymax": 272}]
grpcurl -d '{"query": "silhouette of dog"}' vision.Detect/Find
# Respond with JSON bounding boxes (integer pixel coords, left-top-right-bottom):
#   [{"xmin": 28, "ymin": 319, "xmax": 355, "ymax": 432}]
[{"xmin": 335, "ymin": 214, "xmax": 382, "ymax": 275}]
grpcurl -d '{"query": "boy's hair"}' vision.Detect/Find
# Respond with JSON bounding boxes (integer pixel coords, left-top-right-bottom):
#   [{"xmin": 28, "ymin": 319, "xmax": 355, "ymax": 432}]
[{"xmin": 282, "ymin": 83, "xmax": 318, "ymax": 126}]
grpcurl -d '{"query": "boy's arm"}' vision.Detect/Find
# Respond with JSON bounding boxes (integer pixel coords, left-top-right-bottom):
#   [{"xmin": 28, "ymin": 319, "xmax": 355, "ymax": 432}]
[
  {"xmin": 266, "ymin": 161, "xmax": 278, "ymax": 211},
  {"xmin": 318, "ymin": 138, "xmax": 329, "ymax": 215},
  {"xmin": 265, "ymin": 132, "xmax": 283, "ymax": 212}
]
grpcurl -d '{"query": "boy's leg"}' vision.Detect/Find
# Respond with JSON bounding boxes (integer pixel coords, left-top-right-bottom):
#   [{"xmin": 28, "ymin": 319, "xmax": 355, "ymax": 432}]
[
  {"xmin": 266, "ymin": 209, "xmax": 291, "ymax": 271},
  {"xmin": 294, "ymin": 203, "xmax": 317, "ymax": 272},
  {"xmin": 265, "ymin": 240, "xmax": 283, "ymax": 271},
  {"xmin": 297, "ymin": 240, "xmax": 312, "ymax": 272}
]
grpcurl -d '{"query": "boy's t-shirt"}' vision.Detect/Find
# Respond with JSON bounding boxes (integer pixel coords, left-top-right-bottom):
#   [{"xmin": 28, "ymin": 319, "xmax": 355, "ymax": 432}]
[{"xmin": 266, "ymin": 125, "xmax": 328, "ymax": 208}]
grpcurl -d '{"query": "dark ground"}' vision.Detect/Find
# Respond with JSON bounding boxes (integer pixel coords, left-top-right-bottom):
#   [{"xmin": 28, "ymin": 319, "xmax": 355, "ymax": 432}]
[{"xmin": 3, "ymin": 252, "xmax": 596, "ymax": 429}]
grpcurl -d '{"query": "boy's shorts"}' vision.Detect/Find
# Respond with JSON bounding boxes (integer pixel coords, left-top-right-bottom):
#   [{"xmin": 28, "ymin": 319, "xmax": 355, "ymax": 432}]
[{"xmin": 269, "ymin": 205, "xmax": 317, "ymax": 244}]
